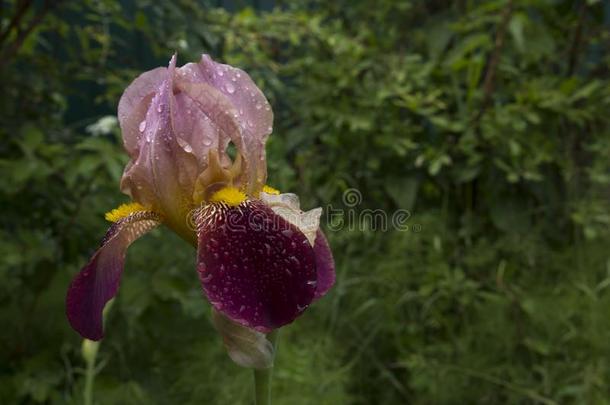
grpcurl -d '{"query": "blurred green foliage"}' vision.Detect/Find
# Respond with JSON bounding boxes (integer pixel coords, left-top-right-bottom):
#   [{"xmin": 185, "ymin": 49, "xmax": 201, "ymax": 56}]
[{"xmin": 1, "ymin": 0, "xmax": 609, "ymax": 403}]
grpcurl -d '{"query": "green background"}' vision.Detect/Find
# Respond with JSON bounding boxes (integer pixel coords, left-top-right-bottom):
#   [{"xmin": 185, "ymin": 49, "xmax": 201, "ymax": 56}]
[{"xmin": 1, "ymin": 0, "xmax": 610, "ymax": 403}]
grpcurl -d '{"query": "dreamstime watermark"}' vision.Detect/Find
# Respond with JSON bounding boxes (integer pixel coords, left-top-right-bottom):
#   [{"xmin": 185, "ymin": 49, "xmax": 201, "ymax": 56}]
[{"xmin": 186, "ymin": 188, "xmax": 420, "ymax": 234}]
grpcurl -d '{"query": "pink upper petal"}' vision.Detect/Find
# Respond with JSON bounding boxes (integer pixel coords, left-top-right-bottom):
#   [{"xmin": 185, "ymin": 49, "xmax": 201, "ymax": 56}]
[
  {"xmin": 120, "ymin": 56, "xmax": 199, "ymax": 237},
  {"xmin": 177, "ymin": 55, "xmax": 273, "ymax": 193},
  {"xmin": 118, "ymin": 67, "xmax": 167, "ymax": 157},
  {"xmin": 118, "ymin": 54, "xmax": 274, "ymax": 228},
  {"xmin": 66, "ymin": 211, "xmax": 160, "ymax": 340}
]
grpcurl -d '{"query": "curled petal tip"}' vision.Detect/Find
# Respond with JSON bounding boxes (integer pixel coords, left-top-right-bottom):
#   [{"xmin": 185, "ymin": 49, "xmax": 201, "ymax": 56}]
[{"xmin": 169, "ymin": 53, "xmax": 177, "ymax": 69}]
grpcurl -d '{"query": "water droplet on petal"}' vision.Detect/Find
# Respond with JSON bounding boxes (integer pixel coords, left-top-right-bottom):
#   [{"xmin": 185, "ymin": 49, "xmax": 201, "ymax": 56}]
[
  {"xmin": 225, "ymin": 83, "xmax": 235, "ymax": 94},
  {"xmin": 203, "ymin": 138, "xmax": 212, "ymax": 146},
  {"xmin": 157, "ymin": 104, "xmax": 163, "ymax": 113},
  {"xmin": 255, "ymin": 103, "xmax": 262, "ymax": 110}
]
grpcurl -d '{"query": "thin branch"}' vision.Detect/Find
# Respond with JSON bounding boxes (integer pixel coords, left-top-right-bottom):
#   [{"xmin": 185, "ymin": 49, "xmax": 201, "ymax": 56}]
[
  {"xmin": 0, "ymin": 0, "xmax": 34, "ymax": 46},
  {"xmin": 474, "ymin": 0, "xmax": 514, "ymax": 123},
  {"xmin": 567, "ymin": 0, "xmax": 587, "ymax": 76},
  {"xmin": 0, "ymin": 0, "xmax": 57, "ymax": 67}
]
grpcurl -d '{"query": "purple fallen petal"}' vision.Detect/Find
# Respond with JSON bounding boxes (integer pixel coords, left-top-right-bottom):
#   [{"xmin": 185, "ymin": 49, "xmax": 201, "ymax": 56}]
[
  {"xmin": 196, "ymin": 200, "xmax": 316, "ymax": 332},
  {"xmin": 66, "ymin": 212, "xmax": 160, "ymax": 340},
  {"xmin": 313, "ymin": 230, "xmax": 335, "ymax": 299}
]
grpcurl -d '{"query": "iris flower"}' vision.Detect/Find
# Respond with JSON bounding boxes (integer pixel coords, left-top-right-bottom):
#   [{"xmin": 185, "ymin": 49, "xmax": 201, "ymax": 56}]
[{"xmin": 66, "ymin": 55, "xmax": 335, "ymax": 362}]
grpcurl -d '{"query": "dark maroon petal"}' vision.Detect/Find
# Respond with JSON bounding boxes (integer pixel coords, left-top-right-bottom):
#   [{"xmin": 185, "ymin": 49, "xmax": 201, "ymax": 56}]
[
  {"xmin": 313, "ymin": 230, "xmax": 335, "ymax": 299},
  {"xmin": 66, "ymin": 212, "xmax": 160, "ymax": 340},
  {"xmin": 196, "ymin": 200, "xmax": 317, "ymax": 332}
]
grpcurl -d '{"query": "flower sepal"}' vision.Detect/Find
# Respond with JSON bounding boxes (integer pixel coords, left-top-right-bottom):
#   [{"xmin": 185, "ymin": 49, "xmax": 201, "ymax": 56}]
[{"xmin": 211, "ymin": 309, "xmax": 275, "ymax": 369}]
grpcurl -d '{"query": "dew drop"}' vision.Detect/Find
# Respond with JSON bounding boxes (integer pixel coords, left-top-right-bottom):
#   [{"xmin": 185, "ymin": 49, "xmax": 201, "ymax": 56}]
[
  {"xmin": 138, "ymin": 120, "xmax": 147, "ymax": 132},
  {"xmin": 225, "ymin": 83, "xmax": 235, "ymax": 94},
  {"xmin": 255, "ymin": 103, "xmax": 262, "ymax": 110},
  {"xmin": 203, "ymin": 138, "xmax": 212, "ymax": 146}
]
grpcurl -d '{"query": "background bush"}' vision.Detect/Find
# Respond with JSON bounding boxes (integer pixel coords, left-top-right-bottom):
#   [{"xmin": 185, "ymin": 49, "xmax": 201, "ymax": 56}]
[{"xmin": 1, "ymin": 0, "xmax": 609, "ymax": 403}]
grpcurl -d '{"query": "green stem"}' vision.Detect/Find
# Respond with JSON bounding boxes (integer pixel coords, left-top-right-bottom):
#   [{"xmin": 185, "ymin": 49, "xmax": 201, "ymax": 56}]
[
  {"xmin": 82, "ymin": 339, "xmax": 100, "ymax": 405},
  {"xmin": 81, "ymin": 300, "xmax": 112, "ymax": 405},
  {"xmin": 253, "ymin": 331, "xmax": 279, "ymax": 405}
]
